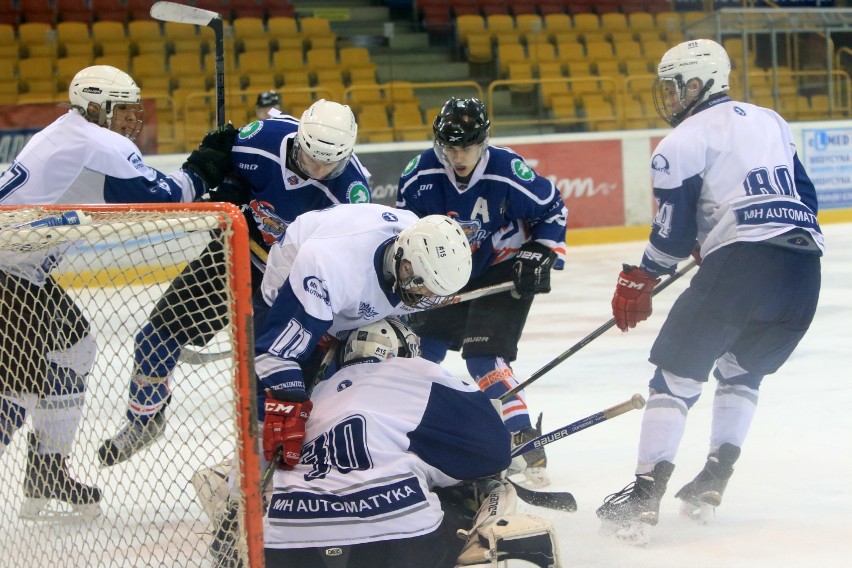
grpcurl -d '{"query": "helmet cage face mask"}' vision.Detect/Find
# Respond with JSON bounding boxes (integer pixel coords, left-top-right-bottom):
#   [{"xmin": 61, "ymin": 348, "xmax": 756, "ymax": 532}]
[
  {"xmin": 340, "ymin": 317, "xmax": 421, "ymax": 366},
  {"xmin": 292, "ymin": 99, "xmax": 357, "ymax": 180},
  {"xmin": 391, "ymin": 215, "xmax": 472, "ymax": 309},
  {"xmin": 69, "ymin": 65, "xmax": 144, "ymax": 141},
  {"xmin": 653, "ymin": 39, "xmax": 730, "ymax": 127}
]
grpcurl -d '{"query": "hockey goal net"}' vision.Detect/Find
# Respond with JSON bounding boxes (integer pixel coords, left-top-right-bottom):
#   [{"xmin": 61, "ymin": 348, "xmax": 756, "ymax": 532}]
[{"xmin": 0, "ymin": 203, "xmax": 262, "ymax": 567}]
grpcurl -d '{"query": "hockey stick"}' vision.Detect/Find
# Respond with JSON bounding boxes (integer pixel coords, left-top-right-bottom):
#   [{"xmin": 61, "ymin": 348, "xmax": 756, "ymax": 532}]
[
  {"xmin": 505, "ymin": 395, "xmax": 645, "ymax": 512},
  {"xmin": 179, "ymin": 281, "xmax": 517, "ymax": 365},
  {"xmin": 0, "ymin": 215, "xmax": 222, "ymax": 251},
  {"xmin": 508, "ymin": 479, "xmax": 577, "ymax": 512},
  {"xmin": 511, "ymin": 394, "xmax": 645, "ymax": 458},
  {"xmin": 499, "ymin": 260, "xmax": 697, "ymax": 402},
  {"xmin": 150, "ymin": 1, "xmax": 225, "ymax": 126}
]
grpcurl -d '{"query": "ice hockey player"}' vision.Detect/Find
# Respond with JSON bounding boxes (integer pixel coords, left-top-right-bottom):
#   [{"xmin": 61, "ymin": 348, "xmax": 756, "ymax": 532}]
[
  {"xmin": 396, "ymin": 97, "xmax": 567, "ymax": 488},
  {"xmin": 255, "ymin": 90, "xmax": 282, "ymax": 119},
  {"xmin": 0, "ymin": 65, "xmax": 231, "ymax": 206},
  {"xmin": 211, "ymin": 317, "xmax": 560, "ymax": 567},
  {"xmin": 253, "ymin": 204, "xmax": 471, "ymax": 473},
  {"xmin": 98, "ymin": 99, "xmax": 372, "ymax": 467},
  {"xmin": 596, "ymin": 39, "xmax": 823, "ymax": 546},
  {"xmin": 0, "ymin": 65, "xmax": 233, "ymax": 522}
]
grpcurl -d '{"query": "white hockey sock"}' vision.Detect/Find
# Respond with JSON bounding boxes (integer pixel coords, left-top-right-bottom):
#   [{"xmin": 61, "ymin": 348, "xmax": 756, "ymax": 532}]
[
  {"xmin": 636, "ymin": 392, "xmax": 689, "ymax": 475},
  {"xmin": 709, "ymin": 381, "xmax": 758, "ymax": 451},
  {"xmin": 31, "ymin": 390, "xmax": 86, "ymax": 456}
]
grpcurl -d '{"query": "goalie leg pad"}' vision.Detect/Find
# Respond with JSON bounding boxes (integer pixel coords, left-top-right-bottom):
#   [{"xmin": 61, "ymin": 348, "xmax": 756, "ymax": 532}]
[
  {"xmin": 192, "ymin": 459, "xmax": 233, "ymax": 522},
  {"xmin": 457, "ymin": 514, "xmax": 560, "ymax": 568}
]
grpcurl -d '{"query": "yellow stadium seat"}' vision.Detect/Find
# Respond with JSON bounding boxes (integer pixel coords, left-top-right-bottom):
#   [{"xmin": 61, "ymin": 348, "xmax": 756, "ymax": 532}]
[
  {"xmin": 19, "ymin": 22, "xmax": 57, "ymax": 58},
  {"xmin": 543, "ymin": 13, "xmax": 572, "ymax": 41},
  {"xmin": 572, "ymin": 13, "xmax": 600, "ymax": 34},
  {"xmin": 56, "ymin": 21, "xmax": 93, "ymax": 57},
  {"xmin": 497, "ymin": 42, "xmax": 527, "ymax": 77},
  {"xmin": 273, "ymin": 48, "xmax": 305, "ymax": 75},
  {"xmin": 233, "ymin": 17, "xmax": 269, "ymax": 54},
  {"xmin": 456, "ymin": 14, "xmax": 486, "ymax": 47},
  {"xmin": 268, "ymin": 17, "xmax": 302, "ymax": 51}
]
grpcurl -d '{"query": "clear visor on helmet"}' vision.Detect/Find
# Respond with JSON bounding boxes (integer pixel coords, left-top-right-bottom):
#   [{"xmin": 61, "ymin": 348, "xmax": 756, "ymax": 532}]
[
  {"xmin": 432, "ymin": 139, "xmax": 486, "ymax": 172},
  {"xmin": 291, "ymin": 138, "xmax": 351, "ymax": 180}
]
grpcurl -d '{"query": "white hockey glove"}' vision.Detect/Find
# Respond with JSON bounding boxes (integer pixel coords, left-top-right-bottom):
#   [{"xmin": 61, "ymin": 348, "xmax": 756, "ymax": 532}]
[{"xmin": 456, "ymin": 479, "xmax": 561, "ymax": 568}]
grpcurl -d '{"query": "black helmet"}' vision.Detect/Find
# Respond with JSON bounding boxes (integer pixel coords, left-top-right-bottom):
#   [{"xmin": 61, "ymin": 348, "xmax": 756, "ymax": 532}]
[
  {"xmin": 432, "ymin": 97, "xmax": 490, "ymax": 147},
  {"xmin": 256, "ymin": 90, "xmax": 281, "ymax": 107}
]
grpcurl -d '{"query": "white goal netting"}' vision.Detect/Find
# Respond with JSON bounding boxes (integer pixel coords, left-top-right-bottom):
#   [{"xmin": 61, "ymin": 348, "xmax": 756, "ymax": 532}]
[{"xmin": 0, "ymin": 205, "xmax": 260, "ymax": 567}]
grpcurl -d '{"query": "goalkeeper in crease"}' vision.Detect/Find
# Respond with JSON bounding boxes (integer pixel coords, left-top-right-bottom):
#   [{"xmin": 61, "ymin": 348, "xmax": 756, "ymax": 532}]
[
  {"xmin": 98, "ymin": 99, "xmax": 374, "ymax": 466},
  {"xmin": 206, "ymin": 317, "xmax": 561, "ymax": 568},
  {"xmin": 0, "ymin": 64, "xmax": 231, "ymax": 522}
]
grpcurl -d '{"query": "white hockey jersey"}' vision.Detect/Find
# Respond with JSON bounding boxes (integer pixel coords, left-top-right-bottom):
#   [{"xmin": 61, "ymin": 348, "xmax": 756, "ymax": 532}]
[
  {"xmin": 642, "ymin": 98, "xmax": 824, "ymax": 274},
  {"xmin": 264, "ymin": 356, "xmax": 511, "ymax": 549},
  {"xmin": 0, "ymin": 110, "xmax": 205, "ymax": 206},
  {"xmin": 254, "ymin": 204, "xmax": 423, "ymax": 398}
]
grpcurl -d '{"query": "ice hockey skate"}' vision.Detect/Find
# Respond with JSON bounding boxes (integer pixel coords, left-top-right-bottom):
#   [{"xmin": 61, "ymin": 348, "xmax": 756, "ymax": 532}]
[
  {"xmin": 98, "ymin": 404, "xmax": 168, "ymax": 466},
  {"xmin": 21, "ymin": 433, "xmax": 101, "ymax": 523},
  {"xmin": 596, "ymin": 461, "xmax": 675, "ymax": 547},
  {"xmin": 676, "ymin": 443, "xmax": 741, "ymax": 523},
  {"xmin": 509, "ymin": 413, "xmax": 550, "ymax": 488}
]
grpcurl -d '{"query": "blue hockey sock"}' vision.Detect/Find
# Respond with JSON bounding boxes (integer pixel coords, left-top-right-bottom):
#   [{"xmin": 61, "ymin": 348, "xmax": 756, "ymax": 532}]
[
  {"xmin": 134, "ymin": 323, "xmax": 182, "ymax": 379},
  {"xmin": 127, "ymin": 379, "xmax": 170, "ymax": 424}
]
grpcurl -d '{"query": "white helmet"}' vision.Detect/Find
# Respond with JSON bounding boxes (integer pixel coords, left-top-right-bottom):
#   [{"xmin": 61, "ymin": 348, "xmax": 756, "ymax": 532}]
[
  {"xmin": 653, "ymin": 39, "xmax": 731, "ymax": 126},
  {"xmin": 293, "ymin": 99, "xmax": 357, "ymax": 180},
  {"xmin": 341, "ymin": 317, "xmax": 420, "ymax": 365},
  {"xmin": 68, "ymin": 65, "xmax": 143, "ymax": 139},
  {"xmin": 393, "ymin": 215, "xmax": 472, "ymax": 308}
]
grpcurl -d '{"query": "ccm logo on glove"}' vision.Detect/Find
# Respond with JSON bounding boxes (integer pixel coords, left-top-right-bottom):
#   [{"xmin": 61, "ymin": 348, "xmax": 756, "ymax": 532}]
[{"xmin": 263, "ymin": 398, "xmax": 313, "ymax": 468}]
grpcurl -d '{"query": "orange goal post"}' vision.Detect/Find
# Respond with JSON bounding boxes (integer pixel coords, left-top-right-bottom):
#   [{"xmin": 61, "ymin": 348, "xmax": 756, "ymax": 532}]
[{"xmin": 0, "ymin": 202, "xmax": 263, "ymax": 567}]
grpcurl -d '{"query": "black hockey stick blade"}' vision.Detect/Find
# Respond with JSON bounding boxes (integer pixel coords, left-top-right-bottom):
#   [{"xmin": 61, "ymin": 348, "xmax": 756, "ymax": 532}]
[
  {"xmin": 500, "ymin": 260, "xmax": 697, "ymax": 402},
  {"xmin": 509, "ymin": 479, "xmax": 577, "ymax": 512}
]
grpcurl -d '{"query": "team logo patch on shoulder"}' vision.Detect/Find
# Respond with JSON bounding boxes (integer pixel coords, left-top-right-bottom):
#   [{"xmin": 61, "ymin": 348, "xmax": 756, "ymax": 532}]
[
  {"xmin": 382, "ymin": 212, "xmax": 398, "ymax": 222},
  {"xmin": 336, "ymin": 380, "xmax": 352, "ymax": 392},
  {"xmin": 347, "ymin": 182, "xmax": 370, "ymax": 203},
  {"xmin": 402, "ymin": 155, "xmax": 420, "ymax": 176},
  {"xmin": 651, "ymin": 154, "xmax": 670, "ymax": 174},
  {"xmin": 511, "ymin": 159, "xmax": 535, "ymax": 182},
  {"xmin": 238, "ymin": 121, "xmax": 263, "ymax": 139},
  {"xmin": 734, "ymin": 106, "xmax": 746, "ymax": 116},
  {"xmin": 303, "ymin": 276, "xmax": 330, "ymax": 305}
]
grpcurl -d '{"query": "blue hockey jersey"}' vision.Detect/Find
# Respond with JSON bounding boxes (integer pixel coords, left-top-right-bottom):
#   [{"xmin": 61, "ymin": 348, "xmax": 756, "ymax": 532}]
[
  {"xmin": 227, "ymin": 112, "xmax": 372, "ymax": 247},
  {"xmin": 396, "ymin": 146, "xmax": 567, "ymax": 278}
]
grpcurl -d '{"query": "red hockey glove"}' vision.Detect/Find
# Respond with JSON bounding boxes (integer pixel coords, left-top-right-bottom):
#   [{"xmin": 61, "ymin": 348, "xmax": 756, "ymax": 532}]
[
  {"xmin": 612, "ymin": 264, "xmax": 660, "ymax": 332},
  {"xmin": 262, "ymin": 397, "xmax": 313, "ymax": 467}
]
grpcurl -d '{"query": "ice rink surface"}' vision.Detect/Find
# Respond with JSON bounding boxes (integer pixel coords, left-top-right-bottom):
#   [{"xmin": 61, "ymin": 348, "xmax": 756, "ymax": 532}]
[
  {"xmin": 3, "ymin": 222, "xmax": 849, "ymax": 567},
  {"xmin": 438, "ymin": 221, "xmax": 852, "ymax": 568}
]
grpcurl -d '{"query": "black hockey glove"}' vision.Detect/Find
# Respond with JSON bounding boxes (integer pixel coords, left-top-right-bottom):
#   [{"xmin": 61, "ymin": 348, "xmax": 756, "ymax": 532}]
[
  {"xmin": 512, "ymin": 241, "xmax": 557, "ymax": 299},
  {"xmin": 184, "ymin": 123, "xmax": 237, "ymax": 189}
]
